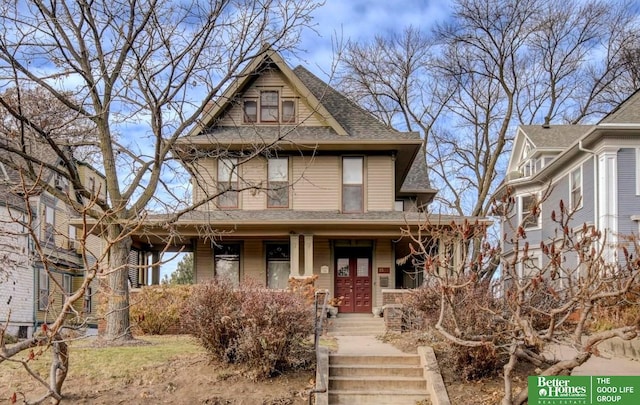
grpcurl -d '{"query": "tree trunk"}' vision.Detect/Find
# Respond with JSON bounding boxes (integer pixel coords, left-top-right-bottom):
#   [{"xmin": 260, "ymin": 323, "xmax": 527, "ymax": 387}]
[{"xmin": 104, "ymin": 229, "xmax": 133, "ymax": 341}]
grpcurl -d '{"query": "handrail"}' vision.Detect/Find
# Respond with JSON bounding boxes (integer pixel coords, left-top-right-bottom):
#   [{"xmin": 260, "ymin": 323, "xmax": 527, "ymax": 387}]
[{"xmin": 309, "ymin": 289, "xmax": 329, "ymax": 405}]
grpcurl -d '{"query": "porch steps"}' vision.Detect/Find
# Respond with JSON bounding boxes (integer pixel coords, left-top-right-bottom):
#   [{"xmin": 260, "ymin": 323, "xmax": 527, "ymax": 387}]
[
  {"xmin": 328, "ymin": 313, "xmax": 385, "ymax": 336},
  {"xmin": 328, "ymin": 355, "xmax": 430, "ymax": 405},
  {"xmin": 326, "ymin": 314, "xmax": 430, "ymax": 405}
]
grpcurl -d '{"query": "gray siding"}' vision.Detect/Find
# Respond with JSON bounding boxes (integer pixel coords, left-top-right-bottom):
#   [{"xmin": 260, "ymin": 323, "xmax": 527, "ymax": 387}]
[{"xmin": 617, "ymin": 148, "xmax": 640, "ymax": 238}]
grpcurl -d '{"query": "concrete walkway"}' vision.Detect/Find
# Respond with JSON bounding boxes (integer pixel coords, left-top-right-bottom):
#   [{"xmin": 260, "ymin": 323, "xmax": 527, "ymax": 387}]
[
  {"xmin": 333, "ymin": 335, "xmax": 406, "ymax": 356},
  {"xmin": 546, "ymin": 344, "xmax": 640, "ymax": 376}
]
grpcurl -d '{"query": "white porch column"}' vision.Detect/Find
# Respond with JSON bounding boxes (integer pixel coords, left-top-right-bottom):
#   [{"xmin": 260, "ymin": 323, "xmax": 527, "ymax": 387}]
[
  {"xmin": 290, "ymin": 234, "xmax": 300, "ymax": 277},
  {"xmin": 597, "ymin": 149, "xmax": 618, "ymax": 263},
  {"xmin": 304, "ymin": 234, "xmax": 314, "ymax": 277}
]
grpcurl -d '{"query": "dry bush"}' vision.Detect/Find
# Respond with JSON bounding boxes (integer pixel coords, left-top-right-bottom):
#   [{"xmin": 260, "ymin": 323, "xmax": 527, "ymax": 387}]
[
  {"xmin": 183, "ymin": 280, "xmax": 314, "ymax": 378},
  {"xmin": 453, "ymin": 344, "xmax": 501, "ymax": 381},
  {"xmin": 129, "ymin": 285, "xmax": 192, "ymax": 335}
]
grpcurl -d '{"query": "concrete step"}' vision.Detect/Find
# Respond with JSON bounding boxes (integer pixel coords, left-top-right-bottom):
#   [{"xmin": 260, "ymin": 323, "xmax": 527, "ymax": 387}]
[
  {"xmin": 329, "ymin": 375, "xmax": 427, "ymax": 391},
  {"xmin": 329, "ymin": 390, "xmax": 429, "ymax": 405},
  {"xmin": 330, "ymin": 364, "xmax": 424, "ymax": 377},
  {"xmin": 329, "ymin": 329, "xmax": 385, "ymax": 336},
  {"xmin": 329, "ymin": 354, "xmax": 421, "ymax": 366}
]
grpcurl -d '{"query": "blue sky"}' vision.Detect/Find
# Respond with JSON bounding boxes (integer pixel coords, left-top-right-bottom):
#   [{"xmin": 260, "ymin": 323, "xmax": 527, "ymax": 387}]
[{"xmin": 291, "ymin": 0, "xmax": 452, "ymax": 79}]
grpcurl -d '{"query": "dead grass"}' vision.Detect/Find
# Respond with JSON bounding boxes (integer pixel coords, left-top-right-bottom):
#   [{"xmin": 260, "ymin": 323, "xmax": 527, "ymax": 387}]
[{"xmin": 1, "ymin": 335, "xmax": 314, "ymax": 404}]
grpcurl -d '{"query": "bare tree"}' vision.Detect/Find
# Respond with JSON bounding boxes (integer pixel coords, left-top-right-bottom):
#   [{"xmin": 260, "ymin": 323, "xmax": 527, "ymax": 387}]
[
  {"xmin": 0, "ymin": 0, "xmax": 321, "ymax": 341},
  {"xmin": 401, "ymin": 193, "xmax": 640, "ymax": 405},
  {"xmin": 338, "ymin": 0, "xmax": 639, "ymax": 218}
]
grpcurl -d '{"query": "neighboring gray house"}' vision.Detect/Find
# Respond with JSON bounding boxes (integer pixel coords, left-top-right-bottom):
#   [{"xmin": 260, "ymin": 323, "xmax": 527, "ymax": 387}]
[{"xmin": 499, "ymin": 90, "xmax": 640, "ymax": 275}]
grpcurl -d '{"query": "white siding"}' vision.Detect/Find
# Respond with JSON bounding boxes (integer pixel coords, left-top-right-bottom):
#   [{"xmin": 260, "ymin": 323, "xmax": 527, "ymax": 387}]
[
  {"xmin": 195, "ymin": 241, "xmax": 214, "ymax": 283},
  {"xmin": 0, "ymin": 206, "xmax": 33, "ymax": 330},
  {"xmin": 374, "ymin": 239, "xmax": 393, "ymax": 308},
  {"xmin": 243, "ymin": 240, "xmax": 264, "ymax": 285}
]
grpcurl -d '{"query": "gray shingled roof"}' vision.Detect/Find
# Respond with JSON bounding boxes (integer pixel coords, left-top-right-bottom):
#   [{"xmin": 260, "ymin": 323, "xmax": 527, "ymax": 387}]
[
  {"xmin": 400, "ymin": 148, "xmax": 432, "ymax": 191},
  {"xmin": 145, "ymin": 209, "xmax": 485, "ymax": 225},
  {"xmin": 600, "ymin": 89, "xmax": 640, "ymax": 124},
  {"xmin": 520, "ymin": 125, "xmax": 594, "ymax": 149}
]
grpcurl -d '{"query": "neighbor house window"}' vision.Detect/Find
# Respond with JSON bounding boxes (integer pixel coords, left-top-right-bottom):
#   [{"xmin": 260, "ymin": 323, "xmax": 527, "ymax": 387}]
[
  {"xmin": 342, "ymin": 157, "xmax": 364, "ymax": 213},
  {"xmin": 260, "ymin": 91, "xmax": 279, "ymax": 122},
  {"xmin": 282, "ymin": 100, "xmax": 295, "ymax": 123},
  {"xmin": 63, "ymin": 274, "xmax": 72, "ymax": 307},
  {"xmin": 521, "ymin": 194, "xmax": 540, "ymax": 229},
  {"xmin": 217, "ymin": 158, "xmax": 238, "ymax": 208},
  {"xmin": 84, "ymin": 287, "xmax": 92, "ymax": 313},
  {"xmin": 44, "ymin": 205, "xmax": 55, "ymax": 240},
  {"xmin": 68, "ymin": 225, "xmax": 77, "ymax": 250},
  {"xmin": 267, "ymin": 243, "xmax": 290, "ymax": 289},
  {"xmin": 214, "ymin": 243, "xmax": 241, "ymax": 287},
  {"xmin": 570, "ymin": 166, "xmax": 582, "ymax": 211},
  {"xmin": 243, "ymin": 99, "xmax": 257, "ymax": 123},
  {"xmin": 38, "ymin": 268, "xmax": 49, "ymax": 310},
  {"xmin": 519, "ymin": 254, "xmax": 541, "ymax": 279},
  {"xmin": 268, "ymin": 157, "xmax": 289, "ymax": 208}
]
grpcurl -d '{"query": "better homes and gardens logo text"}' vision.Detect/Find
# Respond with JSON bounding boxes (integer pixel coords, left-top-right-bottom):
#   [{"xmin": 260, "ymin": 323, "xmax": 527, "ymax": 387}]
[{"xmin": 529, "ymin": 376, "xmax": 640, "ymax": 405}]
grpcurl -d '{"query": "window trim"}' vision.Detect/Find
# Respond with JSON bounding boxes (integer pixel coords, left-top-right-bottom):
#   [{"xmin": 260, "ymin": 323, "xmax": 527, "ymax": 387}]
[
  {"xmin": 569, "ymin": 165, "xmax": 583, "ymax": 211},
  {"xmin": 260, "ymin": 90, "xmax": 279, "ymax": 122},
  {"xmin": 83, "ymin": 287, "xmax": 92, "ymax": 314},
  {"xmin": 281, "ymin": 99, "xmax": 296, "ymax": 123},
  {"xmin": 214, "ymin": 243, "xmax": 241, "ymax": 286},
  {"xmin": 266, "ymin": 242, "xmax": 291, "ymax": 289},
  {"xmin": 38, "ymin": 268, "xmax": 49, "ymax": 310},
  {"xmin": 44, "ymin": 205, "xmax": 55, "ymax": 240},
  {"xmin": 267, "ymin": 157, "xmax": 289, "ymax": 208},
  {"xmin": 243, "ymin": 99, "xmax": 258, "ymax": 123},
  {"xmin": 217, "ymin": 158, "xmax": 239, "ymax": 208},
  {"xmin": 342, "ymin": 156, "xmax": 364, "ymax": 213},
  {"xmin": 520, "ymin": 193, "xmax": 541, "ymax": 230}
]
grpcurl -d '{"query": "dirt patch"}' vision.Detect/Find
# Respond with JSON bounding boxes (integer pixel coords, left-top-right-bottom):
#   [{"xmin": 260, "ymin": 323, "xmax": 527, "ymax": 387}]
[{"xmin": 1, "ymin": 335, "xmax": 314, "ymax": 405}]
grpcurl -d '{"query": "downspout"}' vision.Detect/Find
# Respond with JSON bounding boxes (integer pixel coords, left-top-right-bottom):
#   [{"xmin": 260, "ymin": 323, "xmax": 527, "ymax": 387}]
[{"xmin": 578, "ymin": 140, "xmax": 598, "ymax": 235}]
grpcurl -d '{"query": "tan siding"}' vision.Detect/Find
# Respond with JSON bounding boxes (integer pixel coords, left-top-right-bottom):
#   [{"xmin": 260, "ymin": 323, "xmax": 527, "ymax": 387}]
[
  {"xmin": 243, "ymin": 240, "xmax": 264, "ymax": 285},
  {"xmin": 292, "ymin": 156, "xmax": 340, "ymax": 210},
  {"xmin": 195, "ymin": 241, "xmax": 214, "ymax": 283},
  {"xmin": 313, "ymin": 238, "xmax": 332, "ymax": 292},
  {"xmin": 374, "ymin": 239, "xmax": 393, "ymax": 308},
  {"xmin": 240, "ymin": 157, "xmax": 266, "ymax": 210},
  {"xmin": 218, "ymin": 69, "xmax": 324, "ymax": 127},
  {"xmin": 367, "ymin": 156, "xmax": 394, "ymax": 211},
  {"xmin": 191, "ymin": 158, "xmax": 216, "ymax": 211}
]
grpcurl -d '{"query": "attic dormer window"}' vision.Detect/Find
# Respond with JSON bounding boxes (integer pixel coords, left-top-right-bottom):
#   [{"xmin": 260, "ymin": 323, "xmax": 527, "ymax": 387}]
[
  {"xmin": 260, "ymin": 91, "xmax": 279, "ymax": 122},
  {"xmin": 243, "ymin": 100, "xmax": 257, "ymax": 122}
]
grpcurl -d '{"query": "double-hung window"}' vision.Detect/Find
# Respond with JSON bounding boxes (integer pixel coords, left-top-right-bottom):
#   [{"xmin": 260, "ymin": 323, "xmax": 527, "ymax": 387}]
[
  {"xmin": 38, "ymin": 268, "xmax": 49, "ymax": 310},
  {"xmin": 342, "ymin": 157, "xmax": 364, "ymax": 213},
  {"xmin": 260, "ymin": 91, "xmax": 279, "ymax": 122},
  {"xmin": 521, "ymin": 194, "xmax": 540, "ymax": 229},
  {"xmin": 267, "ymin": 157, "xmax": 289, "ymax": 208},
  {"xmin": 570, "ymin": 166, "xmax": 582, "ymax": 211},
  {"xmin": 217, "ymin": 158, "xmax": 238, "ymax": 208},
  {"xmin": 266, "ymin": 243, "xmax": 290, "ymax": 289},
  {"xmin": 214, "ymin": 243, "xmax": 241, "ymax": 287},
  {"xmin": 44, "ymin": 205, "xmax": 55, "ymax": 240}
]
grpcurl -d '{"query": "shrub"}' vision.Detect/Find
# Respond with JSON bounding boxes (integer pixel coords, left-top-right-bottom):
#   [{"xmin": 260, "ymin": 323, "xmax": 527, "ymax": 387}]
[
  {"xmin": 183, "ymin": 280, "xmax": 314, "ymax": 378},
  {"xmin": 453, "ymin": 344, "xmax": 501, "ymax": 381},
  {"xmin": 129, "ymin": 284, "xmax": 191, "ymax": 335}
]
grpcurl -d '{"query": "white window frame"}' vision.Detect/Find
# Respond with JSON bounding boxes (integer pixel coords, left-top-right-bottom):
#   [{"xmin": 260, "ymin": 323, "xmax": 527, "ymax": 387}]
[
  {"xmin": 38, "ymin": 268, "xmax": 49, "ymax": 310},
  {"xmin": 68, "ymin": 225, "xmax": 77, "ymax": 250},
  {"xmin": 569, "ymin": 165, "xmax": 583, "ymax": 211},
  {"xmin": 519, "ymin": 251, "xmax": 542, "ymax": 279},
  {"xmin": 520, "ymin": 193, "xmax": 541, "ymax": 230}
]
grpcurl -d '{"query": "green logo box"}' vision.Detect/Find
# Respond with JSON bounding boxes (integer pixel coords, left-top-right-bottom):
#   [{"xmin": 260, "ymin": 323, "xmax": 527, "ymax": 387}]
[{"xmin": 529, "ymin": 376, "xmax": 640, "ymax": 405}]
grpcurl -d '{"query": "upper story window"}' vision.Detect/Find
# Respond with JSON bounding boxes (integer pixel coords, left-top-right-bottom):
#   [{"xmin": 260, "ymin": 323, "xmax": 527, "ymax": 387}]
[
  {"xmin": 243, "ymin": 90, "xmax": 296, "ymax": 124},
  {"xmin": 570, "ymin": 166, "xmax": 582, "ymax": 211},
  {"xmin": 342, "ymin": 157, "xmax": 364, "ymax": 213},
  {"xmin": 520, "ymin": 194, "xmax": 540, "ymax": 229},
  {"xmin": 0, "ymin": 162, "xmax": 8, "ymax": 181},
  {"xmin": 43, "ymin": 205, "xmax": 55, "ymax": 240},
  {"xmin": 217, "ymin": 158, "xmax": 238, "ymax": 208},
  {"xmin": 268, "ymin": 157, "xmax": 289, "ymax": 208}
]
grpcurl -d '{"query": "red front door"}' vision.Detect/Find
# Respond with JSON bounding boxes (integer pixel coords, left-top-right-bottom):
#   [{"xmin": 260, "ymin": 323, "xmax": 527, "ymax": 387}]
[{"xmin": 334, "ymin": 249, "xmax": 372, "ymax": 313}]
